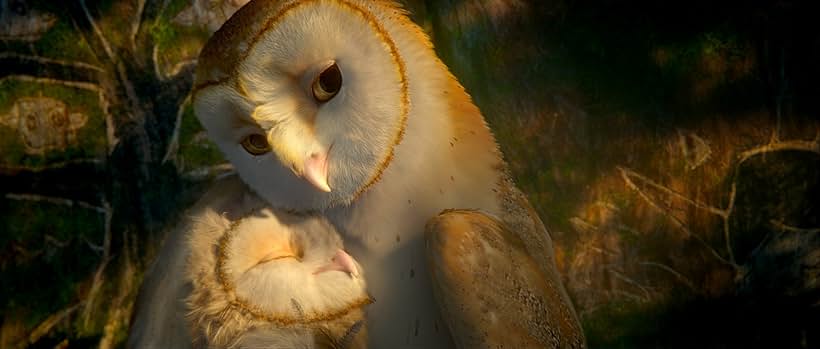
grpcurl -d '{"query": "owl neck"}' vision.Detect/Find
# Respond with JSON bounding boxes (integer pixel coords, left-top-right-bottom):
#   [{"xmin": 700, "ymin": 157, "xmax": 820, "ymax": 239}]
[{"xmin": 329, "ymin": 55, "xmax": 505, "ymax": 246}]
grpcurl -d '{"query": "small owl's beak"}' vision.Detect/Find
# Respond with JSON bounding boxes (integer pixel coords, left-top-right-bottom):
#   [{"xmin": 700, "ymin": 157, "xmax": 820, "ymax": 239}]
[
  {"xmin": 303, "ymin": 150, "xmax": 331, "ymax": 192},
  {"xmin": 313, "ymin": 249, "xmax": 359, "ymax": 277}
]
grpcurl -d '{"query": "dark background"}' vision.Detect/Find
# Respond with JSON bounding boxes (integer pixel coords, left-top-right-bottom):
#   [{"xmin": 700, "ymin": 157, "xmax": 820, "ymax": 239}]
[{"xmin": 1, "ymin": 0, "xmax": 818, "ymax": 348}]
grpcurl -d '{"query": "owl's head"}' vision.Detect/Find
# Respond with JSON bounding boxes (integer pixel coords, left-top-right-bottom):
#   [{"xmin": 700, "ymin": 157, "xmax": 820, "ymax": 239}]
[
  {"xmin": 193, "ymin": 0, "xmax": 420, "ymax": 211},
  {"xmin": 186, "ymin": 208, "xmax": 371, "ymax": 347}
]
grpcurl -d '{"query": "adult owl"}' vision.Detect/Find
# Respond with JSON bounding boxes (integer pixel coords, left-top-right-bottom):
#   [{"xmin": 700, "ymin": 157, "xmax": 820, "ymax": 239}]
[
  {"xmin": 129, "ymin": 1, "xmax": 585, "ymax": 348},
  {"xmin": 185, "ymin": 207, "xmax": 369, "ymax": 349}
]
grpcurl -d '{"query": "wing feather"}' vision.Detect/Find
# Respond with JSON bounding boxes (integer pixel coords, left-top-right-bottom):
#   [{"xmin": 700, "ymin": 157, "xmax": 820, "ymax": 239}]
[{"xmin": 425, "ymin": 209, "xmax": 585, "ymax": 349}]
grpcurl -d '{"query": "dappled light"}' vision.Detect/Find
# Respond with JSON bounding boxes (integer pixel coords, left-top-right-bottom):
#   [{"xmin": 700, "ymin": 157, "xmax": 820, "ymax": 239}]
[{"xmin": 2, "ymin": 0, "xmax": 818, "ymax": 348}]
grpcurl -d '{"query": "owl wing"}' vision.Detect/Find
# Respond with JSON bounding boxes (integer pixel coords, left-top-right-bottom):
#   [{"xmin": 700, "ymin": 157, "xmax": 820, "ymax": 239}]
[{"xmin": 425, "ymin": 209, "xmax": 585, "ymax": 349}]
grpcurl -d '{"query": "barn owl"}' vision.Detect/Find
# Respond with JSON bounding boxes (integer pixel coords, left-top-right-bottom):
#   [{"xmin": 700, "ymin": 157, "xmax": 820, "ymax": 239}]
[
  {"xmin": 185, "ymin": 207, "xmax": 370, "ymax": 349},
  {"xmin": 130, "ymin": 0, "xmax": 586, "ymax": 348}
]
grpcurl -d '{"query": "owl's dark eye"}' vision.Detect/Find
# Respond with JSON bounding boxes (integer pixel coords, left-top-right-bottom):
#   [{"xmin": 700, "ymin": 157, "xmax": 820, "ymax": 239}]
[
  {"xmin": 241, "ymin": 134, "xmax": 270, "ymax": 155},
  {"xmin": 312, "ymin": 62, "xmax": 342, "ymax": 103}
]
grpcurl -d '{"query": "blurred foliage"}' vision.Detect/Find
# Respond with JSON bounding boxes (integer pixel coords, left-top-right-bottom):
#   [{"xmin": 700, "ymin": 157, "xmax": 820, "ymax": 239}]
[{"xmin": 1, "ymin": 0, "xmax": 818, "ymax": 348}]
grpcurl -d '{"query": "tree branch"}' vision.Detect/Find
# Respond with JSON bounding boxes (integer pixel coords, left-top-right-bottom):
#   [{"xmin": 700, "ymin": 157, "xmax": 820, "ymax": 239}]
[
  {"xmin": 639, "ymin": 261, "xmax": 698, "ymax": 293},
  {"xmin": 5, "ymin": 193, "xmax": 106, "ymax": 214},
  {"xmin": 24, "ymin": 302, "xmax": 85, "ymax": 348},
  {"xmin": 0, "ymin": 53, "xmax": 102, "ymax": 84},
  {"xmin": 770, "ymin": 220, "xmax": 820, "ymax": 234},
  {"xmin": 618, "ymin": 166, "xmax": 737, "ymax": 268},
  {"xmin": 162, "ymin": 93, "xmax": 190, "ymax": 163},
  {"xmin": 737, "ymin": 138, "xmax": 820, "ymax": 166},
  {"xmin": 618, "ymin": 166, "xmax": 730, "ymax": 217},
  {"xmin": 78, "ymin": 0, "xmax": 116, "ymax": 63},
  {"xmin": 82, "ymin": 200, "xmax": 112, "ymax": 327}
]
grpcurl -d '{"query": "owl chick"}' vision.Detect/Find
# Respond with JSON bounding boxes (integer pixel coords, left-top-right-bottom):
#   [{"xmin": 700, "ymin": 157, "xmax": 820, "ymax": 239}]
[{"xmin": 185, "ymin": 208, "xmax": 371, "ymax": 349}]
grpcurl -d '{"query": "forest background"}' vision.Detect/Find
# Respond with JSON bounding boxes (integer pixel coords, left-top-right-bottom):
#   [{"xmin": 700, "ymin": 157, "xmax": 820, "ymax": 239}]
[{"xmin": 1, "ymin": 0, "xmax": 818, "ymax": 348}]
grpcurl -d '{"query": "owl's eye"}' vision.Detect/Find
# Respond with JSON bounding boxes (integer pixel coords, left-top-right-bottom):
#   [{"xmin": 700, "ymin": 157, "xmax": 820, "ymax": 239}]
[
  {"xmin": 241, "ymin": 134, "xmax": 270, "ymax": 155},
  {"xmin": 312, "ymin": 62, "xmax": 342, "ymax": 103}
]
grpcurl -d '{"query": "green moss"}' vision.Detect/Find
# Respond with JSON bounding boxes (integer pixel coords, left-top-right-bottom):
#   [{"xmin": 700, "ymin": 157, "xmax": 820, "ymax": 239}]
[
  {"xmin": 0, "ymin": 200, "xmax": 104, "ymax": 326},
  {"xmin": 150, "ymin": 19, "xmax": 178, "ymax": 50},
  {"xmin": 35, "ymin": 17, "xmax": 97, "ymax": 63}
]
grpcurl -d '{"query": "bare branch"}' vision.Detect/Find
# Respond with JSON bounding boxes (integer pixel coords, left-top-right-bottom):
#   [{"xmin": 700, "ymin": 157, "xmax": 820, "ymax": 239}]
[
  {"xmin": 182, "ymin": 163, "xmax": 235, "ymax": 180},
  {"xmin": 44, "ymin": 234, "xmax": 70, "ymax": 249},
  {"xmin": 737, "ymin": 139, "xmax": 820, "ymax": 165},
  {"xmin": 580, "ymin": 242, "xmax": 620, "ymax": 257},
  {"xmin": 84, "ymin": 236, "xmax": 105, "ymax": 254},
  {"xmin": 619, "ymin": 166, "xmax": 729, "ymax": 217},
  {"xmin": 131, "ymin": 0, "xmax": 148, "ymax": 53},
  {"xmin": 605, "ymin": 266, "xmax": 652, "ymax": 300},
  {"xmin": 152, "ymin": 44, "xmax": 163, "ymax": 80},
  {"xmin": 0, "ymin": 159, "xmax": 103, "ymax": 174},
  {"xmin": 25, "ymin": 302, "xmax": 85, "ymax": 347},
  {"xmin": 0, "ymin": 75, "xmax": 101, "ymax": 91},
  {"xmin": 162, "ymin": 93, "xmax": 191, "ymax": 163},
  {"xmin": 79, "ymin": 0, "xmax": 116, "ymax": 62},
  {"xmin": 723, "ymin": 182, "xmax": 737, "ymax": 264},
  {"xmin": 82, "ymin": 200, "xmax": 113, "ymax": 327},
  {"xmin": 0, "ymin": 53, "xmax": 103, "ymax": 71},
  {"xmin": 166, "ymin": 59, "xmax": 197, "ymax": 80},
  {"xmin": 5, "ymin": 193, "xmax": 106, "ymax": 214},
  {"xmin": 770, "ymin": 220, "xmax": 820, "ymax": 234},
  {"xmin": 639, "ymin": 261, "xmax": 697, "ymax": 293},
  {"xmin": 618, "ymin": 166, "xmax": 737, "ymax": 268}
]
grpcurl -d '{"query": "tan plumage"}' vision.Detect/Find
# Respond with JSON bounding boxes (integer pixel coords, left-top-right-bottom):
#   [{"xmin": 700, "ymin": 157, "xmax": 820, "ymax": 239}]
[
  {"xmin": 426, "ymin": 209, "xmax": 584, "ymax": 348},
  {"xmin": 130, "ymin": 0, "xmax": 585, "ymax": 348},
  {"xmin": 185, "ymin": 207, "xmax": 370, "ymax": 349}
]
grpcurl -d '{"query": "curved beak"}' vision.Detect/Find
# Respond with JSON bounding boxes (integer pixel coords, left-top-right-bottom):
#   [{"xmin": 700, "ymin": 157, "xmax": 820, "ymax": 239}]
[
  {"xmin": 313, "ymin": 249, "xmax": 359, "ymax": 278},
  {"xmin": 303, "ymin": 150, "xmax": 331, "ymax": 192}
]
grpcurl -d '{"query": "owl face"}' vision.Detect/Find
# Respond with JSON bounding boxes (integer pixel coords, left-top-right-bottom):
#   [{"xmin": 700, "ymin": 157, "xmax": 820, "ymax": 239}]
[
  {"xmin": 186, "ymin": 208, "xmax": 371, "ymax": 347},
  {"xmin": 194, "ymin": 0, "xmax": 409, "ymax": 211}
]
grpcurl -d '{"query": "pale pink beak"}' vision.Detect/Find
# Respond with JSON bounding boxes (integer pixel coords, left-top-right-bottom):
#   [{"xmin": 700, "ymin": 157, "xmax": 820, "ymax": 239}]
[
  {"xmin": 313, "ymin": 249, "xmax": 359, "ymax": 277},
  {"xmin": 303, "ymin": 151, "xmax": 331, "ymax": 192}
]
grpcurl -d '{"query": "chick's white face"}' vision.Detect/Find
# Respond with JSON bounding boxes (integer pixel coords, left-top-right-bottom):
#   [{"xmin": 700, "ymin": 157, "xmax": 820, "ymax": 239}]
[
  {"xmin": 194, "ymin": 0, "xmax": 408, "ymax": 211},
  {"xmin": 221, "ymin": 210, "xmax": 369, "ymax": 321}
]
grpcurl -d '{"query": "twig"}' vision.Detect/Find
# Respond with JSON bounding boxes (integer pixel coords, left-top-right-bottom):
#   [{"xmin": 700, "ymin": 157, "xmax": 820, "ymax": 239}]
[
  {"xmin": 162, "ymin": 93, "xmax": 191, "ymax": 163},
  {"xmin": 0, "ymin": 53, "xmax": 103, "ymax": 71},
  {"xmin": 79, "ymin": 0, "xmax": 115, "ymax": 61},
  {"xmin": 618, "ymin": 166, "xmax": 729, "ymax": 217},
  {"xmin": 5, "ymin": 193, "xmax": 106, "ymax": 213},
  {"xmin": 639, "ymin": 261, "xmax": 697, "ymax": 293},
  {"xmin": 617, "ymin": 166, "xmax": 737, "ymax": 268},
  {"xmin": 152, "ymin": 44, "xmax": 163, "ymax": 80},
  {"xmin": 737, "ymin": 139, "xmax": 820, "ymax": 166},
  {"xmin": 81, "ymin": 200, "xmax": 113, "ymax": 327},
  {"xmin": 26, "ymin": 302, "xmax": 84, "ymax": 346},
  {"xmin": 79, "ymin": 0, "xmax": 143, "ymax": 120},
  {"xmin": 44, "ymin": 234, "xmax": 70, "ymax": 249},
  {"xmin": 131, "ymin": 0, "xmax": 147, "ymax": 53},
  {"xmin": 770, "ymin": 220, "xmax": 820, "ymax": 234},
  {"xmin": 569, "ymin": 216, "xmax": 599, "ymax": 234},
  {"xmin": 0, "ymin": 75, "xmax": 101, "ymax": 91},
  {"xmin": 182, "ymin": 163, "xmax": 235, "ymax": 180},
  {"xmin": 166, "ymin": 59, "xmax": 197, "ymax": 79},
  {"xmin": 604, "ymin": 266, "xmax": 652, "ymax": 301},
  {"xmin": 0, "ymin": 158, "xmax": 103, "ymax": 173},
  {"xmin": 84, "ymin": 236, "xmax": 105, "ymax": 254},
  {"xmin": 581, "ymin": 243, "xmax": 619, "ymax": 257},
  {"xmin": 723, "ymin": 182, "xmax": 737, "ymax": 263}
]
